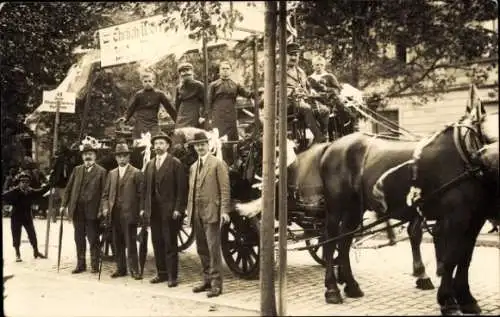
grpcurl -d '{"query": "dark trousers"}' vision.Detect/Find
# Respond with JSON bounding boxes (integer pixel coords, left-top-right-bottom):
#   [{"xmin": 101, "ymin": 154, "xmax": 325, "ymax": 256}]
[
  {"xmin": 193, "ymin": 212, "xmax": 222, "ymax": 288},
  {"xmin": 221, "ymin": 130, "xmax": 238, "ymax": 166},
  {"xmin": 112, "ymin": 212, "xmax": 139, "ymax": 274},
  {"xmin": 11, "ymin": 216, "xmax": 39, "ymax": 254},
  {"xmin": 73, "ymin": 208, "xmax": 100, "ymax": 269},
  {"xmin": 150, "ymin": 203, "xmax": 180, "ymax": 281},
  {"xmin": 295, "ymin": 99, "xmax": 326, "ymax": 142}
]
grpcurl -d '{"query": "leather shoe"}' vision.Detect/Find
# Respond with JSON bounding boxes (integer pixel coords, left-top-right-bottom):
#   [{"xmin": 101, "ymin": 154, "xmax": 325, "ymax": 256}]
[
  {"xmin": 150, "ymin": 276, "xmax": 168, "ymax": 284},
  {"xmin": 131, "ymin": 273, "xmax": 143, "ymax": 280},
  {"xmin": 111, "ymin": 271, "xmax": 127, "ymax": 278},
  {"xmin": 90, "ymin": 267, "xmax": 99, "ymax": 274},
  {"xmin": 207, "ymin": 287, "xmax": 222, "ymax": 298},
  {"xmin": 15, "ymin": 256, "xmax": 22, "ymax": 263},
  {"xmin": 192, "ymin": 282, "xmax": 211, "ymax": 293},
  {"xmin": 168, "ymin": 280, "xmax": 178, "ymax": 288},
  {"xmin": 34, "ymin": 251, "xmax": 47, "ymax": 259},
  {"xmin": 72, "ymin": 267, "xmax": 86, "ymax": 274}
]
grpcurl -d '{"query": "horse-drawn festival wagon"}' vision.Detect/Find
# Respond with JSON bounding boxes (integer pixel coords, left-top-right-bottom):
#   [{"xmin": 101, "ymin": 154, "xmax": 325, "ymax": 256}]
[{"xmin": 30, "ymin": 4, "xmax": 498, "ymax": 316}]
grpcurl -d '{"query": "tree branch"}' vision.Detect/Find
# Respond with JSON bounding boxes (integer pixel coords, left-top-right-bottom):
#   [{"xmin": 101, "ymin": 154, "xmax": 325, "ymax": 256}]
[{"xmin": 386, "ymin": 56, "xmax": 442, "ymax": 97}]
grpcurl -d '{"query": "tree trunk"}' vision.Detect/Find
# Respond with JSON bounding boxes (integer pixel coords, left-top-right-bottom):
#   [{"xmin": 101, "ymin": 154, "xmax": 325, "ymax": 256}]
[{"xmin": 260, "ymin": 2, "xmax": 277, "ymax": 316}]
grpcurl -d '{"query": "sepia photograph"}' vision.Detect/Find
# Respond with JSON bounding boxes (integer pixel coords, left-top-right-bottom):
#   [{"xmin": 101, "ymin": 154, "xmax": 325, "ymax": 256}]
[{"xmin": 1, "ymin": 1, "xmax": 498, "ymax": 316}]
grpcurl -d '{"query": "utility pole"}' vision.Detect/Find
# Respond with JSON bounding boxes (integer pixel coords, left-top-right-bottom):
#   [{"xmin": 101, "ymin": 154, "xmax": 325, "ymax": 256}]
[
  {"xmin": 260, "ymin": 1, "xmax": 278, "ymax": 316},
  {"xmin": 277, "ymin": 1, "xmax": 288, "ymax": 316},
  {"xmin": 202, "ymin": 1, "xmax": 209, "ymax": 130},
  {"xmin": 252, "ymin": 36, "xmax": 261, "ymax": 135}
]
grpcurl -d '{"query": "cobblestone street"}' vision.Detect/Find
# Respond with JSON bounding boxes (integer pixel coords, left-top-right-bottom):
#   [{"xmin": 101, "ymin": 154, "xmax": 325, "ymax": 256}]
[{"xmin": 3, "ymin": 218, "xmax": 499, "ymax": 316}]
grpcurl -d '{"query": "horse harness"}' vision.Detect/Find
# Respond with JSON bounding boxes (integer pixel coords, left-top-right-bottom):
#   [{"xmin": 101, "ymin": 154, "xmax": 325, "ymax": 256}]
[{"xmin": 295, "ymin": 117, "xmax": 490, "ymax": 251}]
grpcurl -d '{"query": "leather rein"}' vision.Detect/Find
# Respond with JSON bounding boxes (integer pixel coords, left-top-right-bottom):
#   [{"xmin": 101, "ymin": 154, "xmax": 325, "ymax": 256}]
[{"xmin": 294, "ymin": 118, "xmax": 489, "ymax": 251}]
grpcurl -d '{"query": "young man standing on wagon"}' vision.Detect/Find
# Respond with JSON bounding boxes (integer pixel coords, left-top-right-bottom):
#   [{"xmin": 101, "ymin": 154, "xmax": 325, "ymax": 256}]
[
  {"xmin": 187, "ymin": 132, "xmax": 231, "ymax": 298},
  {"xmin": 117, "ymin": 71, "xmax": 177, "ymax": 139},
  {"xmin": 175, "ymin": 63, "xmax": 205, "ymax": 129}
]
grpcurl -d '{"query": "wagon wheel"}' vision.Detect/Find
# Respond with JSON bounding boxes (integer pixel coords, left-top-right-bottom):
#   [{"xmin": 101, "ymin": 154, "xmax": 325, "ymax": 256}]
[
  {"xmin": 221, "ymin": 213, "xmax": 260, "ymax": 280},
  {"xmin": 305, "ymin": 235, "xmax": 326, "ymax": 267},
  {"xmin": 178, "ymin": 217, "xmax": 195, "ymax": 252}
]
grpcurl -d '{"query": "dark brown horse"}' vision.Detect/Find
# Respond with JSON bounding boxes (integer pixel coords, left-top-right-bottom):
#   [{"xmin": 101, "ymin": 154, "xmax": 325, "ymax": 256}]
[
  {"xmin": 236, "ymin": 105, "xmax": 497, "ymax": 314},
  {"xmin": 316, "ymin": 107, "xmax": 497, "ymax": 314}
]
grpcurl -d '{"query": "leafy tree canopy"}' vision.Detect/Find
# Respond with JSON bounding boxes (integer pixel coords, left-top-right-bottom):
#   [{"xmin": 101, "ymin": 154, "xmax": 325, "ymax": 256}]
[{"xmin": 295, "ymin": 0, "xmax": 498, "ymax": 102}]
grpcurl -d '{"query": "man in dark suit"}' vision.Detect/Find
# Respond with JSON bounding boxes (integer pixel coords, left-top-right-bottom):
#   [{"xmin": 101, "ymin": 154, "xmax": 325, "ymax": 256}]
[
  {"xmin": 101, "ymin": 143, "xmax": 144, "ymax": 280},
  {"xmin": 2, "ymin": 171, "xmax": 49, "ymax": 262},
  {"xmin": 60, "ymin": 143, "xmax": 107, "ymax": 274},
  {"xmin": 143, "ymin": 132, "xmax": 188, "ymax": 287},
  {"xmin": 187, "ymin": 132, "xmax": 230, "ymax": 298}
]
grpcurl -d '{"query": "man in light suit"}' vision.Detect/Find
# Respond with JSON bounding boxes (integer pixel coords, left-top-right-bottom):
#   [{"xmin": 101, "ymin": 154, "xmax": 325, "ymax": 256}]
[
  {"xmin": 143, "ymin": 132, "xmax": 188, "ymax": 287},
  {"xmin": 187, "ymin": 132, "xmax": 230, "ymax": 298},
  {"xmin": 60, "ymin": 143, "xmax": 107, "ymax": 274},
  {"xmin": 101, "ymin": 143, "xmax": 144, "ymax": 280}
]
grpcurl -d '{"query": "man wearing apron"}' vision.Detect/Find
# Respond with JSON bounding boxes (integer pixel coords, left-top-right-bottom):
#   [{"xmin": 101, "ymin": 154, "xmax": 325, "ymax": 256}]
[{"xmin": 207, "ymin": 61, "xmax": 254, "ymax": 164}]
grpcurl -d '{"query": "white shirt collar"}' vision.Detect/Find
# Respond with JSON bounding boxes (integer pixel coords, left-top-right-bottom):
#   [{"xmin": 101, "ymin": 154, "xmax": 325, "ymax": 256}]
[
  {"xmin": 199, "ymin": 153, "xmax": 209, "ymax": 164},
  {"xmin": 118, "ymin": 164, "xmax": 129, "ymax": 172},
  {"xmin": 156, "ymin": 153, "xmax": 167, "ymax": 162}
]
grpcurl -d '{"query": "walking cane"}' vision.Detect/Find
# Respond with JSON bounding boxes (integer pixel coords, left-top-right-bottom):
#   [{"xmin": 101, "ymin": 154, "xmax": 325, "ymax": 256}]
[
  {"xmin": 98, "ymin": 214, "xmax": 112, "ymax": 281},
  {"xmin": 56, "ymin": 207, "xmax": 65, "ymax": 272}
]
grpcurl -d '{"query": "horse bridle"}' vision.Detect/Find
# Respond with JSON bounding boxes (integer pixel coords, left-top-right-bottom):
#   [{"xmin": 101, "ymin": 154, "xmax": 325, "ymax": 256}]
[
  {"xmin": 289, "ymin": 115, "xmax": 494, "ymax": 251},
  {"xmin": 406, "ymin": 116, "xmax": 492, "ymax": 237}
]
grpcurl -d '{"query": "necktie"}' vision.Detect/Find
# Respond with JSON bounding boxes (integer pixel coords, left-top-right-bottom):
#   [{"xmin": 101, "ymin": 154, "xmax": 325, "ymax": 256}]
[
  {"xmin": 198, "ymin": 159, "xmax": 203, "ymax": 174},
  {"xmin": 156, "ymin": 157, "xmax": 162, "ymax": 170}
]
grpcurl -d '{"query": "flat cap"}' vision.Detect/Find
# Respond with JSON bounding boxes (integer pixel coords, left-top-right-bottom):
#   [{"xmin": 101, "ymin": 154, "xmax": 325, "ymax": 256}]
[
  {"xmin": 177, "ymin": 62, "xmax": 194, "ymax": 73},
  {"xmin": 286, "ymin": 42, "xmax": 301, "ymax": 54}
]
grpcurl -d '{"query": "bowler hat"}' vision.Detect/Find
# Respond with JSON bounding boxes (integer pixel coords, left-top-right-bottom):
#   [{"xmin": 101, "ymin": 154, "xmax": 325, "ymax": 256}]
[
  {"xmin": 286, "ymin": 42, "xmax": 301, "ymax": 54},
  {"xmin": 151, "ymin": 132, "xmax": 172, "ymax": 145},
  {"xmin": 80, "ymin": 143, "xmax": 98, "ymax": 154},
  {"xmin": 178, "ymin": 62, "xmax": 194, "ymax": 73},
  {"xmin": 189, "ymin": 131, "xmax": 209, "ymax": 145},
  {"xmin": 114, "ymin": 143, "xmax": 132, "ymax": 155},
  {"xmin": 17, "ymin": 171, "xmax": 31, "ymax": 181}
]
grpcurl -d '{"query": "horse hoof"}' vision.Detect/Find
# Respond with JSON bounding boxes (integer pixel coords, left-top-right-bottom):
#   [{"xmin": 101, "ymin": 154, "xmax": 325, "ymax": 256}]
[
  {"xmin": 441, "ymin": 300, "xmax": 463, "ymax": 316},
  {"xmin": 416, "ymin": 278, "xmax": 435, "ymax": 290},
  {"xmin": 344, "ymin": 284, "xmax": 364, "ymax": 298},
  {"xmin": 325, "ymin": 289, "xmax": 343, "ymax": 304},
  {"xmin": 460, "ymin": 302, "xmax": 482, "ymax": 315}
]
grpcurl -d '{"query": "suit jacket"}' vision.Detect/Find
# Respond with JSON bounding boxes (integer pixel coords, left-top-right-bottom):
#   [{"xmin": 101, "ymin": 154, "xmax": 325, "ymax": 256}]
[
  {"xmin": 186, "ymin": 154, "xmax": 230, "ymax": 224},
  {"xmin": 144, "ymin": 153, "xmax": 188, "ymax": 223},
  {"xmin": 62, "ymin": 164, "xmax": 107, "ymax": 220},
  {"xmin": 101, "ymin": 165, "xmax": 144, "ymax": 225}
]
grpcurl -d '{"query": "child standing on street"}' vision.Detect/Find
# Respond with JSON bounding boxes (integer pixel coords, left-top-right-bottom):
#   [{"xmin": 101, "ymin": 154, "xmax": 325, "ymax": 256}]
[{"xmin": 2, "ymin": 171, "xmax": 49, "ymax": 262}]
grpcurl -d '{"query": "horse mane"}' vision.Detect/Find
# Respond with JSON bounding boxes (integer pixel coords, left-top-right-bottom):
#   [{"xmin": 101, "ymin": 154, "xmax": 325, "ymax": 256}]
[{"xmin": 360, "ymin": 131, "xmax": 419, "ymax": 142}]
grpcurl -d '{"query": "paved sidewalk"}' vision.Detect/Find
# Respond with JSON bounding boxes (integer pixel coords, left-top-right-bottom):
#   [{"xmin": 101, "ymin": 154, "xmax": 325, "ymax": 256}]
[{"xmin": 3, "ymin": 218, "xmax": 499, "ymax": 316}]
